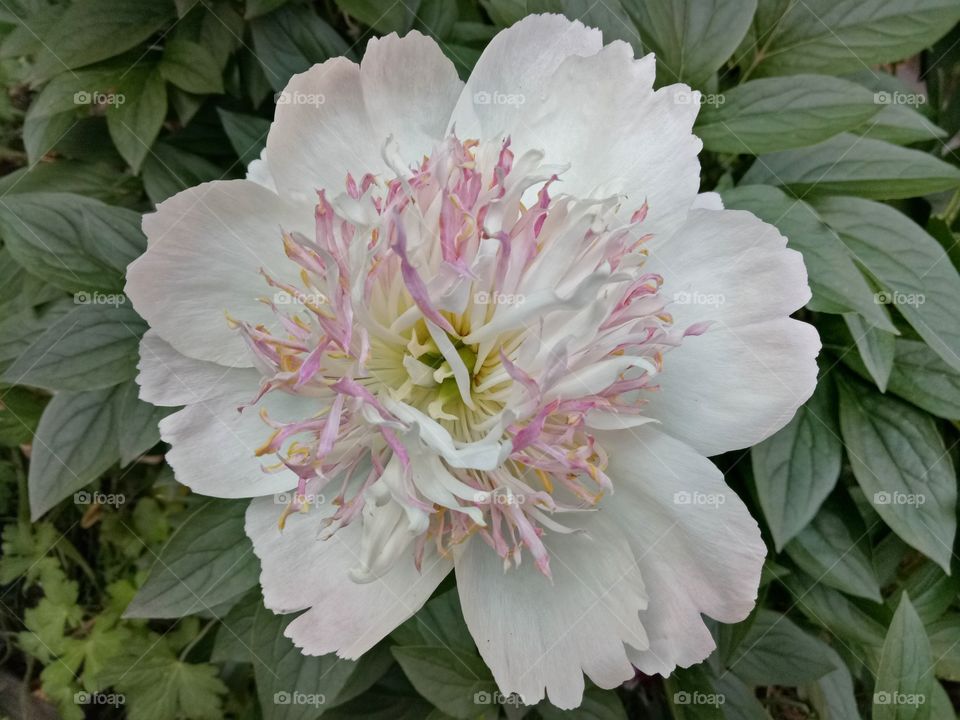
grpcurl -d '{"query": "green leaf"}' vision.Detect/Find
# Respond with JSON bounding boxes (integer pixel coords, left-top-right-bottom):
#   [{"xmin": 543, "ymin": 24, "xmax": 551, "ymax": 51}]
[
  {"xmin": 729, "ymin": 609, "xmax": 836, "ymax": 686},
  {"xmin": 837, "ymin": 378, "xmax": 957, "ymax": 572},
  {"xmin": 0, "ymin": 193, "xmax": 144, "ymax": 293},
  {"xmin": 106, "ymin": 65, "xmax": 168, "ymax": 172},
  {"xmin": 333, "ymin": 0, "xmax": 420, "ymax": 34},
  {"xmin": 3, "ymin": 302, "xmax": 144, "ymax": 391},
  {"xmin": 696, "ymin": 75, "xmax": 880, "ymax": 154},
  {"xmin": 751, "ymin": 374, "xmax": 842, "ymax": 549},
  {"xmin": 527, "ymin": 0, "xmax": 640, "ymax": 49},
  {"xmin": 621, "ymin": 0, "xmax": 756, "ymax": 87},
  {"xmin": 807, "ymin": 645, "xmax": 863, "ymax": 720},
  {"xmin": 0, "ymin": 385, "xmax": 47, "ymax": 446},
  {"xmin": 784, "ymin": 500, "xmax": 882, "ymax": 602},
  {"xmin": 141, "ymin": 142, "xmax": 223, "ymax": 204},
  {"xmin": 125, "ymin": 499, "xmax": 259, "ymax": 619},
  {"xmin": 0, "ymin": 160, "xmax": 142, "ymax": 205},
  {"xmin": 114, "ymin": 379, "xmax": 171, "ymax": 465},
  {"xmin": 245, "ymin": 0, "xmax": 290, "ymax": 19},
  {"xmin": 28, "ymin": 386, "xmax": 123, "ymax": 519},
  {"xmin": 392, "ymin": 589, "xmax": 474, "ymax": 652},
  {"xmin": 784, "ymin": 573, "xmax": 887, "ymax": 647},
  {"xmin": 99, "ymin": 640, "xmax": 227, "ymax": 720},
  {"xmin": 392, "ymin": 645, "xmax": 496, "ymax": 720},
  {"xmin": 538, "ymin": 686, "xmax": 627, "ymax": 720},
  {"xmin": 251, "ymin": 4, "xmax": 350, "ymax": 91},
  {"xmin": 751, "ymin": 0, "xmax": 960, "ymax": 77},
  {"xmin": 873, "ymin": 593, "xmax": 933, "ymax": 720},
  {"xmin": 870, "ymin": 339, "xmax": 960, "ymax": 420},
  {"xmin": 251, "ymin": 602, "xmax": 359, "ymax": 720},
  {"xmin": 663, "ymin": 663, "xmax": 724, "ymax": 720},
  {"xmin": 899, "ymin": 561, "xmax": 960, "ymax": 625},
  {"xmin": 814, "ymin": 196, "xmax": 960, "ymax": 374},
  {"xmin": 30, "ymin": 0, "xmax": 177, "ymax": 83},
  {"xmin": 858, "ymin": 104, "xmax": 948, "ymax": 146},
  {"xmin": 160, "ymin": 36, "xmax": 224, "ymax": 94},
  {"xmin": 928, "ymin": 615, "xmax": 960, "ymax": 681},
  {"xmin": 844, "ymin": 313, "xmax": 895, "ymax": 392},
  {"xmin": 217, "ymin": 108, "xmax": 270, "ymax": 166},
  {"xmin": 742, "ymin": 134, "xmax": 960, "ymax": 199},
  {"xmin": 721, "ymin": 185, "xmax": 894, "ymax": 331}
]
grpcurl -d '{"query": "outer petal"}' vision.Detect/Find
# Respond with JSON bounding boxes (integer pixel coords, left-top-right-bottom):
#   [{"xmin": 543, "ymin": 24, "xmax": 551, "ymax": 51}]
[
  {"xmin": 642, "ymin": 208, "xmax": 820, "ymax": 455},
  {"xmin": 127, "ymin": 179, "xmax": 312, "ymax": 367},
  {"xmin": 137, "ymin": 330, "xmax": 256, "ymax": 407},
  {"xmin": 266, "ymin": 32, "xmax": 462, "ymax": 199},
  {"xmin": 599, "ymin": 427, "xmax": 766, "ymax": 675},
  {"xmin": 159, "ymin": 385, "xmax": 314, "ymax": 498},
  {"xmin": 454, "ymin": 513, "xmax": 648, "ymax": 709},
  {"xmin": 246, "ymin": 495, "xmax": 451, "ymax": 658},
  {"xmin": 450, "ymin": 19, "xmax": 701, "ymax": 236}
]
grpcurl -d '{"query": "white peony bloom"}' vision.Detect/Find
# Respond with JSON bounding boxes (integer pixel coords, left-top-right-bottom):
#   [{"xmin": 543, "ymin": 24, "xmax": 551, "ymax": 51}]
[{"xmin": 126, "ymin": 14, "xmax": 820, "ymax": 709}]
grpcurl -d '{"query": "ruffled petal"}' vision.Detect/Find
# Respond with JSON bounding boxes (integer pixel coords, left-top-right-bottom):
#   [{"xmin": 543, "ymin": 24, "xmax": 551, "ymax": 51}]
[
  {"xmin": 127, "ymin": 179, "xmax": 313, "ymax": 367},
  {"xmin": 599, "ymin": 427, "xmax": 766, "ymax": 675},
  {"xmin": 246, "ymin": 495, "xmax": 451, "ymax": 658},
  {"xmin": 454, "ymin": 512, "xmax": 648, "ymax": 709}
]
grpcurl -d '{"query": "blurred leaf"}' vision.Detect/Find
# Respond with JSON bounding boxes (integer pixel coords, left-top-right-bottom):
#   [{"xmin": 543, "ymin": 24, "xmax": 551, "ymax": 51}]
[
  {"xmin": 161, "ymin": 36, "xmax": 224, "ymax": 95},
  {"xmin": 250, "ymin": 4, "xmax": 350, "ymax": 91},
  {"xmin": 0, "ymin": 385, "xmax": 47, "ymax": 446},
  {"xmin": 742, "ymin": 134, "xmax": 960, "ymax": 199},
  {"xmin": 844, "ymin": 313, "xmax": 895, "ymax": 392},
  {"xmin": 729, "ymin": 609, "xmax": 836, "ymax": 686},
  {"xmin": 124, "ymin": 499, "xmax": 259, "ymax": 619},
  {"xmin": 0, "ymin": 192, "xmax": 144, "ymax": 293},
  {"xmin": 873, "ymin": 593, "xmax": 932, "ymax": 720},
  {"xmin": 838, "ymin": 377, "xmax": 957, "ymax": 572},
  {"xmin": 621, "ymin": 0, "xmax": 756, "ymax": 87},
  {"xmin": 2, "ymin": 301, "xmax": 145, "ymax": 392},
  {"xmin": 29, "ymin": 0, "xmax": 177, "ymax": 83},
  {"xmin": 751, "ymin": 374, "xmax": 842, "ymax": 549},
  {"xmin": 751, "ymin": 0, "xmax": 960, "ymax": 77},
  {"xmin": 28, "ymin": 385, "xmax": 123, "ymax": 520},
  {"xmin": 815, "ymin": 196, "xmax": 960, "ymax": 374},
  {"xmin": 697, "ymin": 74, "xmax": 880, "ymax": 154}
]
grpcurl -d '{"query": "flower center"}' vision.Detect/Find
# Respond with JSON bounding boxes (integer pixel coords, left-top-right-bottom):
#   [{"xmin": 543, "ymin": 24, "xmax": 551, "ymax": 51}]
[{"xmin": 228, "ymin": 134, "xmax": 704, "ymax": 581}]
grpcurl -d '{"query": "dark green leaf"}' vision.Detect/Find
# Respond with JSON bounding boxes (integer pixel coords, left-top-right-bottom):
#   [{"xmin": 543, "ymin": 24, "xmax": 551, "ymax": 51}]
[
  {"xmin": 217, "ymin": 109, "xmax": 270, "ymax": 166},
  {"xmin": 844, "ymin": 313, "xmax": 895, "ymax": 392},
  {"xmin": 874, "ymin": 593, "xmax": 933, "ymax": 720},
  {"xmin": 106, "ymin": 65, "xmax": 168, "ymax": 172},
  {"xmin": 161, "ymin": 37, "xmax": 224, "ymax": 94},
  {"xmin": 729, "ymin": 609, "xmax": 836, "ymax": 686}
]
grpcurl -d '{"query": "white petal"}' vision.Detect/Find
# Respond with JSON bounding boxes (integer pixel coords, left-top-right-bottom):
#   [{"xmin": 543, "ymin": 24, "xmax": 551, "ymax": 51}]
[
  {"xmin": 644, "ymin": 317, "xmax": 820, "ymax": 455},
  {"xmin": 641, "ymin": 208, "xmax": 820, "ymax": 455},
  {"xmin": 692, "ymin": 192, "xmax": 723, "ymax": 210},
  {"xmin": 245, "ymin": 148, "xmax": 276, "ymax": 191},
  {"xmin": 651, "ymin": 208, "xmax": 811, "ymax": 329},
  {"xmin": 450, "ymin": 14, "xmax": 602, "ymax": 141},
  {"xmin": 451, "ymin": 25, "xmax": 700, "ymax": 237},
  {"xmin": 127, "ymin": 179, "xmax": 313, "ymax": 366},
  {"xmin": 159, "ymin": 385, "xmax": 314, "ymax": 498},
  {"xmin": 266, "ymin": 33, "xmax": 462, "ymax": 200},
  {"xmin": 246, "ymin": 495, "xmax": 451, "ymax": 658},
  {"xmin": 137, "ymin": 330, "xmax": 257, "ymax": 406},
  {"xmin": 599, "ymin": 427, "xmax": 766, "ymax": 675},
  {"xmin": 454, "ymin": 515, "xmax": 647, "ymax": 709}
]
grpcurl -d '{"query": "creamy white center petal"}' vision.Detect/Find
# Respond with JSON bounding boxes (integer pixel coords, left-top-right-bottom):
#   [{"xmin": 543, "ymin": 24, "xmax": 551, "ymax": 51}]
[{"xmin": 229, "ymin": 134, "xmax": 706, "ymax": 581}]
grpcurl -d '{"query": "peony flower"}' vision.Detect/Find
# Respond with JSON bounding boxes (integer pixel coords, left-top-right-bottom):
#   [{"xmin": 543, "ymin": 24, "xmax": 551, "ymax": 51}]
[{"xmin": 126, "ymin": 14, "xmax": 819, "ymax": 709}]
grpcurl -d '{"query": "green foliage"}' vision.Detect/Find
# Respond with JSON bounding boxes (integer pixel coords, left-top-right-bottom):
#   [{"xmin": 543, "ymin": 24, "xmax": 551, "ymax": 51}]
[{"xmin": 0, "ymin": 1, "xmax": 959, "ymax": 718}]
